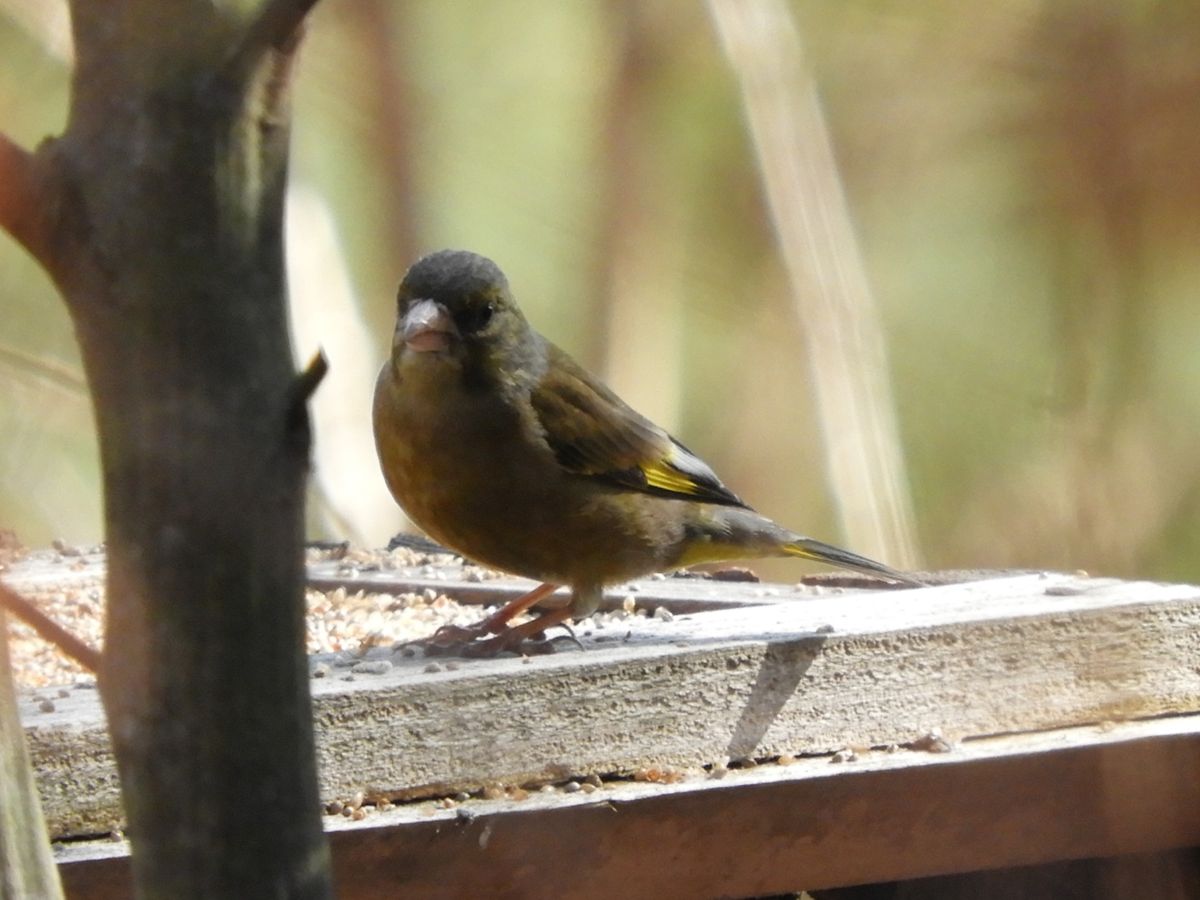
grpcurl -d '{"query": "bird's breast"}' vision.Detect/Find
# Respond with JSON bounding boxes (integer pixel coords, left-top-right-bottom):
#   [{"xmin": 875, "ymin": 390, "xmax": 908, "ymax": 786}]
[
  {"xmin": 372, "ymin": 358, "xmax": 689, "ymax": 588},
  {"xmin": 373, "ymin": 361, "xmax": 557, "ymax": 566}
]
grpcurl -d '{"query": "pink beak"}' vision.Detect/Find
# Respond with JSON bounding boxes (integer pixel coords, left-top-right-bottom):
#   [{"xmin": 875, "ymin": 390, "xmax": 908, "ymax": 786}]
[{"xmin": 401, "ymin": 299, "xmax": 458, "ymax": 353}]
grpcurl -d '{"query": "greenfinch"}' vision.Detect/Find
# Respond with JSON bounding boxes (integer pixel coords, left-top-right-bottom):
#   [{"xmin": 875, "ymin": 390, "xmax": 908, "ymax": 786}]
[{"xmin": 374, "ymin": 250, "xmax": 918, "ymax": 653}]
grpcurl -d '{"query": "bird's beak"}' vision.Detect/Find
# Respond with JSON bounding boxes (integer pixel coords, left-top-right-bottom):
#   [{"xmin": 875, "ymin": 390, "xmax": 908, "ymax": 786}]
[{"xmin": 400, "ymin": 299, "xmax": 459, "ymax": 354}]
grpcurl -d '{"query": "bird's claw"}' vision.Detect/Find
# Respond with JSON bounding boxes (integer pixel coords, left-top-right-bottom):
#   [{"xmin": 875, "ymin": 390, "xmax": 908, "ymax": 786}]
[
  {"xmin": 409, "ymin": 612, "xmax": 578, "ymax": 658},
  {"xmin": 428, "ymin": 622, "xmax": 494, "ymax": 646},
  {"xmin": 411, "ymin": 623, "xmax": 495, "ymax": 656},
  {"xmin": 459, "ymin": 631, "xmax": 558, "ymax": 657},
  {"xmin": 418, "ymin": 625, "xmax": 559, "ymax": 658}
]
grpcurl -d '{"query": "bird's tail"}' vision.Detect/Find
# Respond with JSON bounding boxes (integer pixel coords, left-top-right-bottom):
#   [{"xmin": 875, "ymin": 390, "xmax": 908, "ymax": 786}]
[
  {"xmin": 783, "ymin": 535, "xmax": 921, "ymax": 586},
  {"xmin": 682, "ymin": 506, "xmax": 921, "ymax": 585}
]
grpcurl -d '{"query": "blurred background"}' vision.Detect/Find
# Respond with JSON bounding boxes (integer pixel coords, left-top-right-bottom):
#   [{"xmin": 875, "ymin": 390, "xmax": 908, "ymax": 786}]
[{"xmin": 1, "ymin": 0, "xmax": 1199, "ymax": 583}]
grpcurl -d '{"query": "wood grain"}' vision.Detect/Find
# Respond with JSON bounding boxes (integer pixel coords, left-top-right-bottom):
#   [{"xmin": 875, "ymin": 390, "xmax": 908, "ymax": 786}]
[
  {"xmin": 56, "ymin": 715, "xmax": 1200, "ymax": 899},
  {"xmin": 19, "ymin": 572, "xmax": 1200, "ymax": 842}
]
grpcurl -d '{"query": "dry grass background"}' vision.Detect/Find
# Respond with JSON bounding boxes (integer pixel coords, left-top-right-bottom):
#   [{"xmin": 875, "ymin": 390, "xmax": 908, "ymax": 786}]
[{"xmin": 2, "ymin": 0, "xmax": 1199, "ymax": 585}]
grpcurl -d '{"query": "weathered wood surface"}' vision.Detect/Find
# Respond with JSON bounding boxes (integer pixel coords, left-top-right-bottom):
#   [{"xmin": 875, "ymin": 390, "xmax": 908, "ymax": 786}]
[
  {"xmin": 55, "ymin": 715, "xmax": 1200, "ymax": 899},
  {"xmin": 16, "ymin": 571, "xmax": 1200, "ymax": 842},
  {"xmin": 7, "ymin": 547, "xmax": 900, "ymax": 614}
]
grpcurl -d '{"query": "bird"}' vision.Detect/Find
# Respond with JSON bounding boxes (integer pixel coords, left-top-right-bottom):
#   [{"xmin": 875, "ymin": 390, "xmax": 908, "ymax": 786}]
[{"xmin": 373, "ymin": 249, "xmax": 919, "ymax": 654}]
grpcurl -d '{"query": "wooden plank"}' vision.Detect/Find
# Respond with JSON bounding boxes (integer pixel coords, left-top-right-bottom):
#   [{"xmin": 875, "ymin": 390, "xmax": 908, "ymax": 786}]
[
  {"xmin": 306, "ymin": 564, "xmax": 810, "ymax": 614},
  {"xmin": 54, "ymin": 715, "xmax": 1200, "ymax": 899},
  {"xmin": 4, "ymin": 548, "xmax": 882, "ymax": 614},
  {"xmin": 20, "ymin": 572, "xmax": 1200, "ymax": 840},
  {"xmin": 308, "ymin": 556, "xmax": 975, "ymax": 612}
]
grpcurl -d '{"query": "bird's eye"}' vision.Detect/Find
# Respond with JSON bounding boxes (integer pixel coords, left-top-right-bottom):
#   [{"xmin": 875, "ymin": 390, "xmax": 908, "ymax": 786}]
[{"xmin": 460, "ymin": 301, "xmax": 494, "ymax": 334}]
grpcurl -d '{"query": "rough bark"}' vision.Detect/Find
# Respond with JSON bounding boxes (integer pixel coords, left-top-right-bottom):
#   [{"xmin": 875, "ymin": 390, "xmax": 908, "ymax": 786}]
[{"xmin": 1, "ymin": 2, "xmax": 332, "ymax": 896}]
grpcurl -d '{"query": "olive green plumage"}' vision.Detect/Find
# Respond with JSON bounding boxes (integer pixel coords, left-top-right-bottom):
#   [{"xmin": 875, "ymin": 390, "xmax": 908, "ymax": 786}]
[{"xmin": 373, "ymin": 249, "xmax": 916, "ymax": 620}]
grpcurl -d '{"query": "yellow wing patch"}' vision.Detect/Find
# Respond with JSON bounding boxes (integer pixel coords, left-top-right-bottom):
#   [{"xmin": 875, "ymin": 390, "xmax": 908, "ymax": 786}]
[{"xmin": 641, "ymin": 461, "xmax": 711, "ymax": 497}]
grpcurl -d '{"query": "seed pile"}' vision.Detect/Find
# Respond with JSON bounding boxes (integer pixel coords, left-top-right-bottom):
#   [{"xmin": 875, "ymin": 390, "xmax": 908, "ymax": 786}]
[{"xmin": 3, "ymin": 544, "xmax": 508, "ymax": 689}]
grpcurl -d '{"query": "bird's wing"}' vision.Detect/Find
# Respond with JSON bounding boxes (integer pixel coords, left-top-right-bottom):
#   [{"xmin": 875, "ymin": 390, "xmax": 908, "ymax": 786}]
[{"xmin": 529, "ymin": 344, "xmax": 745, "ymax": 507}]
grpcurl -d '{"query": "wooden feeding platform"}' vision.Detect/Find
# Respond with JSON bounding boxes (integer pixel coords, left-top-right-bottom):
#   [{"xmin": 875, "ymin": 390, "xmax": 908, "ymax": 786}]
[{"xmin": 9, "ymin": 552, "xmax": 1200, "ymax": 898}]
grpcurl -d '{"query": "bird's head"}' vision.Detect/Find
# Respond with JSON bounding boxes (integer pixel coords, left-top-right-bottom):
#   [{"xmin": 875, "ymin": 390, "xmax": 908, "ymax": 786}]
[{"xmin": 391, "ymin": 250, "xmax": 538, "ymax": 385}]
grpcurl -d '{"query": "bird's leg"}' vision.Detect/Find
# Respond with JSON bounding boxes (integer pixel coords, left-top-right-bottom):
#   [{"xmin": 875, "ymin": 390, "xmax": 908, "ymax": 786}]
[
  {"xmin": 460, "ymin": 604, "xmax": 576, "ymax": 658},
  {"xmin": 421, "ymin": 582, "xmax": 560, "ymax": 650}
]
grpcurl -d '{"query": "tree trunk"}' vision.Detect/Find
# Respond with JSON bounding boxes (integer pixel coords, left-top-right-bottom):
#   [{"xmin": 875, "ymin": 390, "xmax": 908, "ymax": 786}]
[{"xmin": 2, "ymin": 3, "xmax": 332, "ymax": 896}]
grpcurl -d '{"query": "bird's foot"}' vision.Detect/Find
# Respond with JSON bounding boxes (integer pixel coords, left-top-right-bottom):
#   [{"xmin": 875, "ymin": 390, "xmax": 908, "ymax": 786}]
[
  {"xmin": 457, "ymin": 630, "xmax": 556, "ymax": 658},
  {"xmin": 423, "ymin": 621, "xmax": 495, "ymax": 648},
  {"xmin": 416, "ymin": 606, "xmax": 577, "ymax": 658},
  {"xmin": 458, "ymin": 618, "xmax": 582, "ymax": 657},
  {"xmin": 415, "ymin": 623, "xmax": 516, "ymax": 656},
  {"xmin": 404, "ymin": 582, "xmax": 563, "ymax": 656}
]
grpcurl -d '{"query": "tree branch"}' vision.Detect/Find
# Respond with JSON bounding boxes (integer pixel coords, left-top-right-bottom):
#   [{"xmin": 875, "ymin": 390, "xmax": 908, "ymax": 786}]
[
  {"xmin": 286, "ymin": 349, "xmax": 328, "ymax": 452},
  {"xmin": 233, "ymin": 0, "xmax": 322, "ymax": 68},
  {"xmin": 0, "ymin": 133, "xmax": 53, "ymax": 270},
  {"xmin": 0, "ymin": 581, "xmax": 101, "ymax": 674},
  {"xmin": 292, "ymin": 349, "xmax": 329, "ymax": 407},
  {"xmin": 0, "ymin": 342, "xmax": 88, "ymax": 398}
]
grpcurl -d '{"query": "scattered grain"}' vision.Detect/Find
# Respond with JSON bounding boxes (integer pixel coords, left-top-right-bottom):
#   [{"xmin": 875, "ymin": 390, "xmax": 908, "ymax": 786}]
[{"xmin": 350, "ymin": 660, "xmax": 392, "ymax": 676}]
